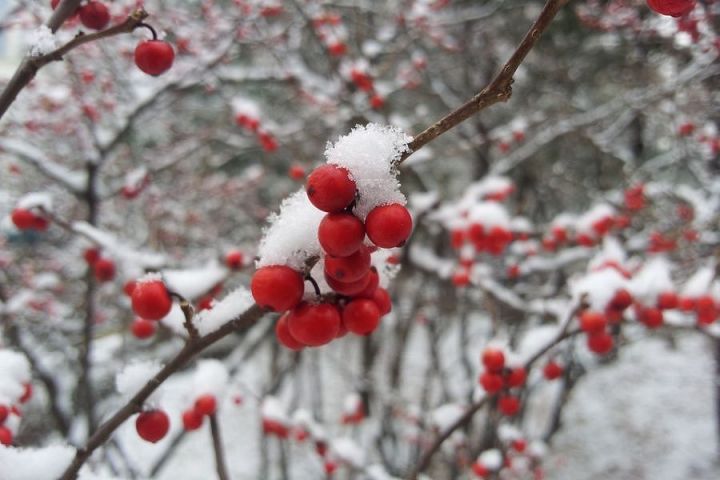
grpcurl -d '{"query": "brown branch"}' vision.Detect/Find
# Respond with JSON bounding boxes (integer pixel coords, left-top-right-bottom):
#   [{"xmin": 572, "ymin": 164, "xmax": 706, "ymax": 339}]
[
  {"xmin": 59, "ymin": 304, "xmax": 267, "ymax": 480},
  {"xmin": 0, "ymin": 8, "xmax": 149, "ymax": 121},
  {"xmin": 398, "ymin": 0, "xmax": 570, "ymax": 163},
  {"xmin": 209, "ymin": 413, "xmax": 230, "ymax": 480}
]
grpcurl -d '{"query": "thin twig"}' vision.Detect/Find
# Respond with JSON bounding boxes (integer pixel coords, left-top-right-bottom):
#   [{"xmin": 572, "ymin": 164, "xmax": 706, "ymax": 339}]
[
  {"xmin": 398, "ymin": 0, "xmax": 570, "ymax": 163},
  {"xmin": 0, "ymin": 9, "xmax": 149, "ymax": 121},
  {"xmin": 209, "ymin": 413, "xmax": 230, "ymax": 480}
]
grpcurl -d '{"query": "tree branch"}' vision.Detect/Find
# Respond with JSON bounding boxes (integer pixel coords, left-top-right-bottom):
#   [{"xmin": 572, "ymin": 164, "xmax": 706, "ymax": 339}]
[
  {"xmin": 59, "ymin": 304, "xmax": 267, "ymax": 480},
  {"xmin": 209, "ymin": 413, "xmax": 230, "ymax": 480},
  {"xmin": 0, "ymin": 8, "xmax": 149, "ymax": 121},
  {"xmin": 399, "ymin": 0, "xmax": 570, "ymax": 163}
]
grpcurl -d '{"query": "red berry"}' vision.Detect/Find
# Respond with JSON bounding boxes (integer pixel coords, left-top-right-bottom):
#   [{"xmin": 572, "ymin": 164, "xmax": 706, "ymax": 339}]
[
  {"xmin": 579, "ymin": 311, "xmax": 606, "ymax": 334},
  {"xmin": 288, "ymin": 164, "xmax": 305, "ymax": 181},
  {"xmin": 479, "ymin": 372, "xmax": 504, "ymax": 393},
  {"xmin": 131, "ymin": 280, "xmax": 173, "ymax": 320},
  {"xmin": 354, "ymin": 267, "xmax": 379, "ymax": 298},
  {"xmin": 609, "ymin": 289, "xmax": 633, "ymax": 311},
  {"xmin": 93, "ymin": 258, "xmax": 115, "ymax": 282},
  {"xmin": 0, "ymin": 426, "xmax": 12, "ymax": 446},
  {"xmin": 194, "ymin": 394, "xmax": 217, "ymax": 416},
  {"xmin": 543, "ymin": 361, "xmax": 564, "ymax": 380},
  {"xmin": 372, "ymin": 287, "xmax": 392, "ymax": 315},
  {"xmin": 275, "ymin": 313, "xmax": 304, "ymax": 350},
  {"xmin": 0, "ymin": 405, "xmax": 7, "ymax": 423},
  {"xmin": 370, "ymin": 94, "xmax": 385, "ymax": 110},
  {"xmin": 472, "ymin": 462, "xmax": 488, "ymax": 478},
  {"xmin": 251, "ymin": 265, "xmax": 305, "ymax": 312},
  {"xmin": 306, "ymin": 164, "xmax": 356, "ymax": 213},
  {"xmin": 325, "ymin": 270, "xmax": 371, "ymax": 296},
  {"xmin": 225, "ymin": 250, "xmax": 244, "ymax": 270},
  {"xmin": 318, "ymin": 213, "xmax": 365, "ymax": 257},
  {"xmin": 324, "ymin": 245, "xmax": 371, "ymax": 282},
  {"xmin": 587, "ymin": 332, "xmax": 614, "ymax": 355},
  {"xmin": 131, "ymin": 317, "xmax": 156, "ymax": 339},
  {"xmin": 84, "ymin": 248, "xmax": 100, "ymax": 265},
  {"xmin": 365, "ymin": 204, "xmax": 413, "ymax": 248},
  {"xmin": 512, "ymin": 438, "xmax": 527, "ymax": 452},
  {"xmin": 342, "ymin": 299, "xmax": 381, "ymax": 335},
  {"xmin": 505, "ymin": 367, "xmax": 526, "ymax": 388},
  {"xmin": 481, "ymin": 348, "xmax": 505, "ymax": 373},
  {"xmin": 647, "ymin": 0, "xmax": 695, "ymax": 17},
  {"xmin": 136, "ymin": 410, "xmax": 170, "ymax": 443},
  {"xmin": 135, "ymin": 40, "xmax": 175, "ymax": 76},
  {"xmin": 123, "ymin": 280, "xmax": 137, "ymax": 297},
  {"xmin": 452, "ymin": 270, "xmax": 471, "ymax": 287},
  {"xmin": 639, "ymin": 307, "xmax": 664, "ymax": 328},
  {"xmin": 657, "ymin": 291, "xmax": 678, "ymax": 310},
  {"xmin": 182, "ymin": 409, "xmax": 203, "ymax": 431},
  {"xmin": 498, "ymin": 395, "xmax": 521, "ymax": 416},
  {"xmin": 11, "ymin": 208, "xmax": 47, "ymax": 231},
  {"xmin": 20, "ymin": 383, "xmax": 32, "ymax": 404},
  {"xmin": 287, "ymin": 302, "xmax": 341, "ymax": 346},
  {"xmin": 78, "ymin": 1, "xmax": 110, "ymax": 30}
]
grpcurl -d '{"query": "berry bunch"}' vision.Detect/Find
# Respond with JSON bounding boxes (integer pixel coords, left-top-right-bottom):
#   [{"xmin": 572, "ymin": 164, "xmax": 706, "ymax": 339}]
[
  {"xmin": 181, "ymin": 393, "xmax": 217, "ymax": 431},
  {"xmin": 252, "ymin": 162, "xmax": 411, "ymax": 350},
  {"xmin": 83, "ymin": 248, "xmax": 116, "ymax": 282},
  {"xmin": 477, "ymin": 348, "xmax": 525, "ymax": 416}
]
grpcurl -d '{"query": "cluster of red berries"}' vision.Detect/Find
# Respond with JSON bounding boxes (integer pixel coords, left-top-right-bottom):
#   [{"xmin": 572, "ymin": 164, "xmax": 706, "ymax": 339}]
[
  {"xmin": 51, "ymin": 1, "xmax": 175, "ymax": 76},
  {"xmin": 496, "ymin": 128, "xmax": 527, "ymax": 154},
  {"xmin": 647, "ymin": 0, "xmax": 695, "ymax": 17},
  {"xmin": 311, "ymin": 11, "xmax": 347, "ymax": 57},
  {"xmin": 234, "ymin": 113, "xmax": 278, "ymax": 152},
  {"xmin": 0, "ymin": 383, "xmax": 32, "ymax": 446},
  {"xmin": 135, "ymin": 409, "xmax": 170, "ymax": 443},
  {"xmin": 252, "ymin": 163, "xmax": 412, "ymax": 349},
  {"xmin": 348, "ymin": 68, "xmax": 385, "ymax": 110},
  {"xmin": 83, "ymin": 247, "xmax": 116, "ymax": 282},
  {"xmin": 478, "ymin": 348, "xmax": 524, "ymax": 416},
  {"xmin": 10, "ymin": 207, "xmax": 49, "ymax": 232},
  {"xmin": 181, "ymin": 393, "xmax": 217, "ymax": 431}
]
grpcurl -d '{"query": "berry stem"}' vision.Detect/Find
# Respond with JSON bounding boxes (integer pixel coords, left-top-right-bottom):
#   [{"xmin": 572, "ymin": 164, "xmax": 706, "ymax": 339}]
[
  {"xmin": 134, "ymin": 21, "xmax": 159, "ymax": 41},
  {"xmin": 305, "ymin": 275, "xmax": 322, "ymax": 297}
]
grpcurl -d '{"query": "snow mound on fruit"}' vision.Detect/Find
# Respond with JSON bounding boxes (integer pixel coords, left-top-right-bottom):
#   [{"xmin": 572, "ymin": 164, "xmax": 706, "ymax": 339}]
[
  {"xmin": 256, "ymin": 190, "xmax": 325, "ymax": 270},
  {"xmin": 325, "ymin": 123, "xmax": 411, "ymax": 220}
]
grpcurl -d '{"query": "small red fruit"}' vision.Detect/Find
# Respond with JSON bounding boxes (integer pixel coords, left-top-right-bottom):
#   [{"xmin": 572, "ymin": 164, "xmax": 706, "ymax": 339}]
[
  {"xmin": 93, "ymin": 257, "xmax": 116, "ymax": 282},
  {"xmin": 11, "ymin": 208, "xmax": 48, "ymax": 231},
  {"xmin": 657, "ymin": 291, "xmax": 678, "ymax": 310},
  {"xmin": 136, "ymin": 410, "xmax": 170, "ymax": 443},
  {"xmin": 288, "ymin": 164, "xmax": 305, "ymax": 181},
  {"xmin": 131, "ymin": 279, "xmax": 173, "ymax": 320},
  {"xmin": 452, "ymin": 270, "xmax": 471, "ymax": 287},
  {"xmin": 505, "ymin": 367, "xmax": 526, "ymax": 388},
  {"xmin": 78, "ymin": 1, "xmax": 110, "ymax": 30},
  {"xmin": 354, "ymin": 267, "xmax": 379, "ymax": 298},
  {"xmin": 479, "ymin": 372, "xmax": 504, "ymax": 393},
  {"xmin": 325, "ymin": 271, "xmax": 371, "ymax": 296},
  {"xmin": 543, "ymin": 361, "xmax": 564, "ymax": 380},
  {"xmin": 182, "ymin": 409, "xmax": 203, "ymax": 431},
  {"xmin": 587, "ymin": 332, "xmax": 614, "ymax": 355},
  {"xmin": 472, "ymin": 462, "xmax": 488, "ymax": 478},
  {"xmin": 84, "ymin": 248, "xmax": 100, "ymax": 265},
  {"xmin": 639, "ymin": 307, "xmax": 664, "ymax": 328},
  {"xmin": 481, "ymin": 348, "xmax": 505, "ymax": 373},
  {"xmin": 20, "ymin": 383, "xmax": 32, "ymax": 403},
  {"xmin": 342, "ymin": 299, "xmax": 381, "ymax": 335},
  {"xmin": 324, "ymin": 245, "xmax": 371, "ymax": 282},
  {"xmin": 287, "ymin": 302, "xmax": 341, "ymax": 346},
  {"xmin": 275, "ymin": 313, "xmax": 304, "ymax": 350},
  {"xmin": 647, "ymin": 0, "xmax": 695, "ymax": 17},
  {"xmin": 318, "ymin": 212, "xmax": 365, "ymax": 257},
  {"xmin": 579, "ymin": 311, "xmax": 607, "ymax": 334},
  {"xmin": 372, "ymin": 287, "xmax": 392, "ymax": 315},
  {"xmin": 225, "ymin": 250, "xmax": 244, "ymax": 270},
  {"xmin": 135, "ymin": 40, "xmax": 175, "ymax": 76},
  {"xmin": 365, "ymin": 204, "xmax": 413, "ymax": 248},
  {"xmin": 306, "ymin": 164, "xmax": 356, "ymax": 212},
  {"xmin": 251, "ymin": 265, "xmax": 305, "ymax": 312},
  {"xmin": 194, "ymin": 394, "xmax": 217, "ymax": 416},
  {"xmin": 0, "ymin": 405, "xmax": 8, "ymax": 423},
  {"xmin": 609, "ymin": 289, "xmax": 633, "ymax": 311},
  {"xmin": 0, "ymin": 426, "xmax": 12, "ymax": 446},
  {"xmin": 131, "ymin": 317, "xmax": 156, "ymax": 339},
  {"xmin": 498, "ymin": 395, "xmax": 521, "ymax": 416},
  {"xmin": 123, "ymin": 280, "xmax": 137, "ymax": 297}
]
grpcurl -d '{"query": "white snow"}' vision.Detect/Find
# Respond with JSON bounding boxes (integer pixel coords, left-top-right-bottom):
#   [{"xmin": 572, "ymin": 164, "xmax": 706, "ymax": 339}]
[
  {"xmin": 163, "ymin": 261, "xmax": 227, "ymax": 299},
  {"xmin": 73, "ymin": 222, "xmax": 166, "ymax": 272},
  {"xmin": 325, "ymin": 123, "xmax": 411, "ymax": 220},
  {"xmin": 0, "ymin": 444, "xmax": 74, "ymax": 480},
  {"xmin": 570, "ymin": 268, "xmax": 629, "ymax": 311},
  {"xmin": 331, "ymin": 437, "xmax": 365, "ymax": 467},
  {"xmin": 256, "ymin": 189, "xmax": 325, "ymax": 270},
  {"xmin": 28, "ymin": 25, "xmax": 58, "ymax": 57},
  {"xmin": 629, "ymin": 257, "xmax": 675, "ymax": 305},
  {"xmin": 192, "ymin": 360, "xmax": 229, "ymax": 398},
  {"xmin": 16, "ymin": 192, "xmax": 53, "ymax": 211},
  {"xmin": 682, "ymin": 267, "xmax": 715, "ymax": 298},
  {"xmin": 261, "ymin": 396, "xmax": 289, "ymax": 424},
  {"xmin": 0, "ymin": 350, "xmax": 31, "ymax": 404},
  {"xmin": 115, "ymin": 360, "xmax": 164, "ymax": 404},
  {"xmin": 195, "ymin": 287, "xmax": 255, "ymax": 335},
  {"xmin": 478, "ymin": 448, "xmax": 503, "ymax": 470}
]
